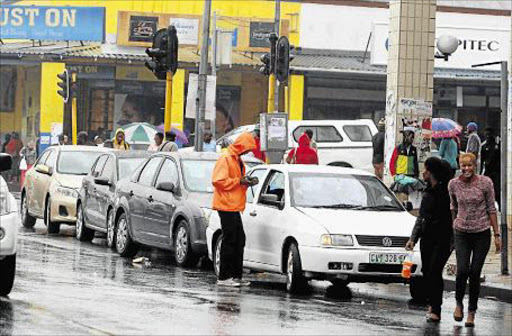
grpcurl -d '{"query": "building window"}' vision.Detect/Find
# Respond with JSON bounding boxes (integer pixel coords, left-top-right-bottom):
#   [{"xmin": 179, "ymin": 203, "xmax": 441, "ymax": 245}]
[{"xmin": 0, "ymin": 67, "xmax": 16, "ymax": 112}]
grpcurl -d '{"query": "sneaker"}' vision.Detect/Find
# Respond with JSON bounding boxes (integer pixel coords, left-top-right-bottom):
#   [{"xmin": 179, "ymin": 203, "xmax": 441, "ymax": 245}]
[
  {"xmin": 234, "ymin": 278, "xmax": 251, "ymax": 286},
  {"xmin": 217, "ymin": 278, "xmax": 241, "ymax": 287}
]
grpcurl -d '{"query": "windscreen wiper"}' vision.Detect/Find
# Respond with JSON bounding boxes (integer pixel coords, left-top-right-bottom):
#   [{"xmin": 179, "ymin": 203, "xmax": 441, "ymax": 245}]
[
  {"xmin": 311, "ymin": 203, "xmax": 360, "ymax": 209},
  {"xmin": 353, "ymin": 205, "xmax": 403, "ymax": 211}
]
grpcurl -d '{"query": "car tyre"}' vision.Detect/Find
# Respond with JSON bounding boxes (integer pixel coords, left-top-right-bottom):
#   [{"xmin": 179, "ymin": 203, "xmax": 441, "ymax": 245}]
[
  {"xmin": 173, "ymin": 220, "xmax": 198, "ymax": 267},
  {"xmin": 76, "ymin": 203, "xmax": 94, "ymax": 242},
  {"xmin": 286, "ymin": 243, "xmax": 307, "ymax": 294},
  {"xmin": 213, "ymin": 234, "xmax": 223, "ymax": 278},
  {"xmin": 115, "ymin": 213, "xmax": 138, "ymax": 257},
  {"xmin": 0, "ymin": 254, "xmax": 16, "ymax": 296},
  {"xmin": 106, "ymin": 209, "xmax": 116, "ymax": 249},
  {"xmin": 45, "ymin": 197, "xmax": 60, "ymax": 234},
  {"xmin": 409, "ymin": 276, "xmax": 427, "ymax": 303},
  {"xmin": 20, "ymin": 193, "xmax": 36, "ymax": 228}
]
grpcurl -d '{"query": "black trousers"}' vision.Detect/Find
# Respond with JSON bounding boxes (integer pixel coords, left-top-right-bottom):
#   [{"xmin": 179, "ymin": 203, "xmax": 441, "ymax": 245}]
[
  {"xmin": 454, "ymin": 229, "xmax": 491, "ymax": 312},
  {"xmin": 420, "ymin": 237, "xmax": 452, "ymax": 315},
  {"xmin": 218, "ymin": 211, "xmax": 245, "ymax": 281}
]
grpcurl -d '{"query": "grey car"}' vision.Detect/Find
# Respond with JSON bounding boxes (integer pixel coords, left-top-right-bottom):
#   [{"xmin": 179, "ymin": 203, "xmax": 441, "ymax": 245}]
[{"xmin": 112, "ymin": 152, "xmax": 262, "ymax": 267}]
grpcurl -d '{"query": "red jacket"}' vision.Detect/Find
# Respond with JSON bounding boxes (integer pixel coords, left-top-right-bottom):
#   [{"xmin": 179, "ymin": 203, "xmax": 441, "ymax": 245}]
[
  {"xmin": 251, "ymin": 136, "xmax": 266, "ymax": 162},
  {"xmin": 287, "ymin": 133, "xmax": 318, "ymax": 164}
]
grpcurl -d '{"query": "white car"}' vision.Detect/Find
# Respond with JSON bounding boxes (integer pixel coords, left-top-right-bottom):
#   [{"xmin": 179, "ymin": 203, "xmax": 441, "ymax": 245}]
[
  {"xmin": 206, "ymin": 165, "xmax": 423, "ymax": 299},
  {"xmin": 0, "ymin": 154, "xmax": 19, "ymax": 296}
]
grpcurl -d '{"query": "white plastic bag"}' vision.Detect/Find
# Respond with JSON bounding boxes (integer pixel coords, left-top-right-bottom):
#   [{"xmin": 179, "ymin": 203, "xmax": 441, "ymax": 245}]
[{"xmin": 19, "ymin": 157, "xmax": 27, "ymax": 171}]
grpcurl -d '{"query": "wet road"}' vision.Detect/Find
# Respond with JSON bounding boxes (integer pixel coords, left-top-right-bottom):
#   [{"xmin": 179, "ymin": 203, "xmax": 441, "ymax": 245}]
[{"xmin": 1, "ymin": 219, "xmax": 512, "ymax": 335}]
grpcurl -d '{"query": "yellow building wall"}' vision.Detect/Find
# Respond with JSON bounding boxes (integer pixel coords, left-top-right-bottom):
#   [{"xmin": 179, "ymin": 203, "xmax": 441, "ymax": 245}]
[
  {"xmin": 39, "ymin": 63, "xmax": 65, "ymax": 133},
  {"xmin": 289, "ymin": 74, "xmax": 304, "ymax": 120},
  {"xmin": 0, "ymin": 67, "xmax": 24, "ymax": 134},
  {"xmin": 15, "ymin": 1, "xmax": 301, "ymax": 46}
]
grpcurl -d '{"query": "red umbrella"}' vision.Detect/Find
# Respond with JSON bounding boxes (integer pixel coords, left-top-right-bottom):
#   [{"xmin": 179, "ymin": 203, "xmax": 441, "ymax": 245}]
[{"xmin": 431, "ymin": 118, "xmax": 462, "ymax": 139}]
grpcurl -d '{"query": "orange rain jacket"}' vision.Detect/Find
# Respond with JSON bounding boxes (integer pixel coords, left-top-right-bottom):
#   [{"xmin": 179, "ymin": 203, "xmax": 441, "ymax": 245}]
[{"xmin": 212, "ymin": 132, "xmax": 256, "ymax": 212}]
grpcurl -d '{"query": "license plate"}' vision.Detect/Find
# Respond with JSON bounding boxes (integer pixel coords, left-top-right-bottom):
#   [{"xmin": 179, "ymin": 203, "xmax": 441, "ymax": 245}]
[{"xmin": 369, "ymin": 253, "xmax": 407, "ymax": 264}]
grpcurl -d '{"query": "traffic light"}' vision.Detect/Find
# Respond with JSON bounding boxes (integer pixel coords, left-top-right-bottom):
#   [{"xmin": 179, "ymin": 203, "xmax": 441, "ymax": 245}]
[
  {"xmin": 276, "ymin": 36, "xmax": 292, "ymax": 83},
  {"xmin": 145, "ymin": 26, "xmax": 179, "ymax": 80},
  {"xmin": 57, "ymin": 70, "xmax": 69, "ymax": 103}
]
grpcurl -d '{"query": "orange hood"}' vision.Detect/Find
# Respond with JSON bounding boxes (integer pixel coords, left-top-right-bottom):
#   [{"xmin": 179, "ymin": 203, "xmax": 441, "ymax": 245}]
[{"xmin": 228, "ymin": 132, "xmax": 256, "ymax": 156}]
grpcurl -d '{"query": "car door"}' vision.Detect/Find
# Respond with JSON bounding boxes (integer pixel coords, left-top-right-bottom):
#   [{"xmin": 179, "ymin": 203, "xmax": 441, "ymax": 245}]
[
  {"xmin": 96, "ymin": 155, "xmax": 115, "ymax": 230},
  {"xmin": 34, "ymin": 149, "xmax": 57, "ymax": 216},
  {"xmin": 244, "ymin": 170, "xmax": 287, "ymax": 267},
  {"xmin": 144, "ymin": 157, "xmax": 180, "ymax": 246},
  {"xmin": 129, "ymin": 156, "xmax": 162, "ymax": 241},
  {"xmin": 241, "ymin": 168, "xmax": 269, "ymax": 263},
  {"xmin": 26, "ymin": 150, "xmax": 50, "ymax": 215},
  {"xmin": 84, "ymin": 154, "xmax": 108, "ymax": 226}
]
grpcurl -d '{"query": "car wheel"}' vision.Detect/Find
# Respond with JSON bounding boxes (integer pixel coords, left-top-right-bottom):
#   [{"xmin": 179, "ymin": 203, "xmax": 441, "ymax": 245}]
[
  {"xmin": 20, "ymin": 193, "xmax": 36, "ymax": 228},
  {"xmin": 45, "ymin": 197, "xmax": 60, "ymax": 234},
  {"xmin": 106, "ymin": 210, "xmax": 116, "ymax": 249},
  {"xmin": 213, "ymin": 234, "xmax": 223, "ymax": 278},
  {"xmin": 0, "ymin": 254, "xmax": 16, "ymax": 296},
  {"xmin": 174, "ymin": 221, "xmax": 198, "ymax": 267},
  {"xmin": 115, "ymin": 213, "xmax": 138, "ymax": 257},
  {"xmin": 76, "ymin": 203, "xmax": 94, "ymax": 242},
  {"xmin": 286, "ymin": 243, "xmax": 307, "ymax": 294},
  {"xmin": 409, "ymin": 276, "xmax": 427, "ymax": 303}
]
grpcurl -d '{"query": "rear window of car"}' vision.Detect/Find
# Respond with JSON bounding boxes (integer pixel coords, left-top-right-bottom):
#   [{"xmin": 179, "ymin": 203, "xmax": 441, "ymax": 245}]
[
  {"xmin": 293, "ymin": 126, "xmax": 343, "ymax": 143},
  {"xmin": 57, "ymin": 151, "xmax": 104, "ymax": 175},
  {"xmin": 343, "ymin": 125, "xmax": 372, "ymax": 142}
]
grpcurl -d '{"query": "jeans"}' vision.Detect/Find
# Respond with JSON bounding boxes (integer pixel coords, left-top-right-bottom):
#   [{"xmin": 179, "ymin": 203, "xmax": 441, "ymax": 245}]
[
  {"xmin": 420, "ymin": 237, "xmax": 452, "ymax": 315},
  {"xmin": 218, "ymin": 211, "xmax": 245, "ymax": 281},
  {"xmin": 454, "ymin": 229, "xmax": 491, "ymax": 312}
]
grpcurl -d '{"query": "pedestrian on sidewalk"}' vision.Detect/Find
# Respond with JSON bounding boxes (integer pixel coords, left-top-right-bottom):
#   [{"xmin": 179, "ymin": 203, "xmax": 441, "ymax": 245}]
[
  {"xmin": 389, "ymin": 127, "xmax": 419, "ymax": 178},
  {"xmin": 212, "ymin": 132, "xmax": 257, "ymax": 287},
  {"xmin": 372, "ymin": 118, "xmax": 385, "ymax": 180},
  {"xmin": 448, "ymin": 153, "xmax": 501, "ymax": 327},
  {"xmin": 465, "ymin": 122, "xmax": 481, "ymax": 172},
  {"xmin": 304, "ymin": 129, "xmax": 317, "ymax": 152},
  {"xmin": 19, "ymin": 140, "xmax": 37, "ymax": 188},
  {"xmin": 480, "ymin": 127, "xmax": 500, "ymax": 207},
  {"xmin": 406, "ymin": 157, "xmax": 454, "ymax": 323},
  {"xmin": 6, "ymin": 132, "xmax": 23, "ymax": 183},
  {"xmin": 148, "ymin": 132, "xmax": 163, "ymax": 151},
  {"xmin": 112, "ymin": 129, "xmax": 130, "ymax": 150},
  {"xmin": 158, "ymin": 131, "xmax": 178, "ymax": 152},
  {"xmin": 285, "ymin": 133, "xmax": 318, "ymax": 164},
  {"xmin": 438, "ymin": 136, "xmax": 458, "ymax": 176},
  {"xmin": 203, "ymin": 132, "xmax": 217, "ymax": 153}
]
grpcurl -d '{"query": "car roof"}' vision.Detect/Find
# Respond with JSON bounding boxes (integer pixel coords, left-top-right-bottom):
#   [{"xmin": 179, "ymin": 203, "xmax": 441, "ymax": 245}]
[
  {"xmin": 253, "ymin": 164, "xmax": 374, "ymax": 177},
  {"xmin": 107, "ymin": 150, "xmax": 152, "ymax": 159},
  {"xmin": 153, "ymin": 151, "xmax": 263, "ymax": 164},
  {"xmin": 52, "ymin": 145, "xmax": 112, "ymax": 153}
]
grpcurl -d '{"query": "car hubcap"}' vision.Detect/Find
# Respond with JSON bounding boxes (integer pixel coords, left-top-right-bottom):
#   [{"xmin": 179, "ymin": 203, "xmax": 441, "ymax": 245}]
[
  {"xmin": 287, "ymin": 250, "xmax": 294, "ymax": 289},
  {"xmin": 215, "ymin": 238, "xmax": 222, "ymax": 276},
  {"xmin": 76, "ymin": 207, "xmax": 82, "ymax": 237},
  {"xmin": 107, "ymin": 212, "xmax": 114, "ymax": 247},
  {"xmin": 175, "ymin": 226, "xmax": 188, "ymax": 262},
  {"xmin": 116, "ymin": 218, "xmax": 127, "ymax": 252}
]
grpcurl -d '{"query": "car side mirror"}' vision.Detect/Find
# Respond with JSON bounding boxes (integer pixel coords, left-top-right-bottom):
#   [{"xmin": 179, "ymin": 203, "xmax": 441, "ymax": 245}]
[
  {"xmin": 94, "ymin": 176, "xmax": 111, "ymax": 186},
  {"xmin": 156, "ymin": 182, "xmax": 175, "ymax": 193},
  {"xmin": 260, "ymin": 193, "xmax": 284, "ymax": 209},
  {"xmin": 0, "ymin": 154, "xmax": 12, "ymax": 172},
  {"xmin": 35, "ymin": 164, "xmax": 52, "ymax": 176},
  {"xmin": 403, "ymin": 201, "xmax": 413, "ymax": 212}
]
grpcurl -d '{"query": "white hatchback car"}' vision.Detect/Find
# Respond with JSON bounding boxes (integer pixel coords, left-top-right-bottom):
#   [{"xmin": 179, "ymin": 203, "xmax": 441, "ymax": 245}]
[
  {"xmin": 0, "ymin": 154, "xmax": 19, "ymax": 296},
  {"xmin": 206, "ymin": 165, "xmax": 423, "ymax": 299}
]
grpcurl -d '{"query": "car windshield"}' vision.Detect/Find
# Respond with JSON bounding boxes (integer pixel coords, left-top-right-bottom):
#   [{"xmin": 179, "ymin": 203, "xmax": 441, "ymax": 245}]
[
  {"xmin": 181, "ymin": 160, "xmax": 216, "ymax": 193},
  {"xmin": 290, "ymin": 173, "xmax": 403, "ymax": 211},
  {"xmin": 57, "ymin": 151, "xmax": 104, "ymax": 175},
  {"xmin": 118, "ymin": 158, "xmax": 146, "ymax": 180}
]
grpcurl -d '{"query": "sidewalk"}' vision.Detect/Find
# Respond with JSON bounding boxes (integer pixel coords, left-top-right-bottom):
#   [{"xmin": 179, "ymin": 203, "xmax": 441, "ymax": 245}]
[{"xmin": 444, "ymin": 228, "xmax": 512, "ymax": 304}]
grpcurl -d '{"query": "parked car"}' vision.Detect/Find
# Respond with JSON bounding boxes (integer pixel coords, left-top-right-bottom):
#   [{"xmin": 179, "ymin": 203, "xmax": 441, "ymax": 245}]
[
  {"xmin": 211, "ymin": 119, "xmax": 378, "ymax": 171},
  {"xmin": 112, "ymin": 152, "xmax": 262, "ymax": 267},
  {"xmin": 206, "ymin": 165, "xmax": 423, "ymax": 299},
  {"xmin": 0, "ymin": 154, "xmax": 18, "ymax": 296},
  {"xmin": 76, "ymin": 151, "xmax": 150, "ymax": 245},
  {"xmin": 20, "ymin": 146, "xmax": 110, "ymax": 234}
]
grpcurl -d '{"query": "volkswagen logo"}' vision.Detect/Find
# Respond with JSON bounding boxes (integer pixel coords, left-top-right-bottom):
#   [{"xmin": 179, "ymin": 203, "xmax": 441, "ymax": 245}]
[{"xmin": 382, "ymin": 237, "xmax": 393, "ymax": 247}]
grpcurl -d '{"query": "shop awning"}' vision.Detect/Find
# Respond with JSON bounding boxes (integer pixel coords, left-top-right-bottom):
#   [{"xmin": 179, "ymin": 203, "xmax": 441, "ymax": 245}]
[{"xmin": 290, "ymin": 49, "xmax": 502, "ymax": 80}]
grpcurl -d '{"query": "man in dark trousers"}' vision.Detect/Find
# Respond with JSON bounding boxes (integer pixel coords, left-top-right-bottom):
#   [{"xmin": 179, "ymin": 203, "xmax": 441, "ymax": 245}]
[
  {"xmin": 372, "ymin": 118, "xmax": 385, "ymax": 180},
  {"xmin": 481, "ymin": 127, "xmax": 501, "ymax": 206},
  {"xmin": 212, "ymin": 132, "xmax": 257, "ymax": 287}
]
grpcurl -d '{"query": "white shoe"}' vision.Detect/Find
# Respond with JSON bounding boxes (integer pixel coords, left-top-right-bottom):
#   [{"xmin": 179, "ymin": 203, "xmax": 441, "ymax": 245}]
[
  {"xmin": 217, "ymin": 278, "xmax": 241, "ymax": 287},
  {"xmin": 234, "ymin": 278, "xmax": 251, "ymax": 286}
]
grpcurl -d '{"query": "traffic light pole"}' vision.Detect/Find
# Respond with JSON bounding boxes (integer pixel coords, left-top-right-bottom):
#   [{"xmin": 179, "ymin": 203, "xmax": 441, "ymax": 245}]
[
  {"xmin": 71, "ymin": 72, "xmax": 78, "ymax": 145},
  {"xmin": 273, "ymin": 0, "xmax": 280, "ymax": 111},
  {"xmin": 164, "ymin": 72, "xmax": 173, "ymax": 134},
  {"xmin": 267, "ymin": 74, "xmax": 276, "ymax": 113}
]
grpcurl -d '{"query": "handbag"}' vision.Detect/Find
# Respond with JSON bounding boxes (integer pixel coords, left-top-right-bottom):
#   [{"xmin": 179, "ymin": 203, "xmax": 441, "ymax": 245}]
[{"xmin": 19, "ymin": 157, "xmax": 28, "ymax": 170}]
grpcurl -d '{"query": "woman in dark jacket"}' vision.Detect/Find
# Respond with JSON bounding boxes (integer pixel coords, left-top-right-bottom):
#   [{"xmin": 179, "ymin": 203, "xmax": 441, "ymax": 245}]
[{"xmin": 405, "ymin": 157, "xmax": 454, "ymax": 322}]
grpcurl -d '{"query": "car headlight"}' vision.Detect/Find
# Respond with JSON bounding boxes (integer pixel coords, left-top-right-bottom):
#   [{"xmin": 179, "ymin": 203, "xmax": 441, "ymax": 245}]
[
  {"xmin": 201, "ymin": 207, "xmax": 213, "ymax": 225},
  {"xmin": 0, "ymin": 187, "xmax": 11, "ymax": 216},
  {"xmin": 55, "ymin": 186, "xmax": 79, "ymax": 198},
  {"xmin": 321, "ymin": 234, "xmax": 354, "ymax": 246}
]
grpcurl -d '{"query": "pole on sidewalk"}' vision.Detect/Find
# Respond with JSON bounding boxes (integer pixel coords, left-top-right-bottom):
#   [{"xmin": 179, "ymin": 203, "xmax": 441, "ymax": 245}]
[
  {"xmin": 164, "ymin": 72, "xmax": 173, "ymax": 134},
  {"xmin": 71, "ymin": 72, "xmax": 77, "ymax": 145},
  {"xmin": 211, "ymin": 11, "xmax": 217, "ymax": 138},
  {"xmin": 500, "ymin": 61, "xmax": 509, "ymax": 275},
  {"xmin": 267, "ymin": 74, "xmax": 276, "ymax": 113},
  {"xmin": 194, "ymin": 0, "xmax": 212, "ymax": 152},
  {"xmin": 273, "ymin": 0, "xmax": 280, "ymax": 111}
]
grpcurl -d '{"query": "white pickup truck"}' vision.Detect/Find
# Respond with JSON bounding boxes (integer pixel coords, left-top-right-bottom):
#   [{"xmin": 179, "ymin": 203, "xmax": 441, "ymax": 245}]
[
  {"xmin": 210, "ymin": 119, "xmax": 378, "ymax": 172},
  {"xmin": 0, "ymin": 154, "xmax": 18, "ymax": 296}
]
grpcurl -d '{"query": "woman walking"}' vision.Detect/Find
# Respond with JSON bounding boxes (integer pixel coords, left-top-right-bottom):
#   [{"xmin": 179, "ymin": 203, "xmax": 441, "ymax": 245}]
[
  {"xmin": 19, "ymin": 140, "xmax": 37, "ymax": 188},
  {"xmin": 448, "ymin": 153, "xmax": 501, "ymax": 327},
  {"xmin": 438, "ymin": 136, "xmax": 458, "ymax": 175},
  {"xmin": 405, "ymin": 157, "xmax": 454, "ymax": 322},
  {"xmin": 285, "ymin": 133, "xmax": 318, "ymax": 164}
]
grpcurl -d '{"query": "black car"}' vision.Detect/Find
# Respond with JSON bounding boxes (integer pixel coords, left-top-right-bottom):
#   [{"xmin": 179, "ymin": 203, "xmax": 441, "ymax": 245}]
[
  {"xmin": 112, "ymin": 152, "xmax": 262, "ymax": 267},
  {"xmin": 76, "ymin": 151, "xmax": 150, "ymax": 246}
]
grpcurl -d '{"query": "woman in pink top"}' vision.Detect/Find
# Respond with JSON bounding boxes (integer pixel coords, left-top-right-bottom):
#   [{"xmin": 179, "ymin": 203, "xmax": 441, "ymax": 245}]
[{"xmin": 448, "ymin": 153, "xmax": 501, "ymax": 327}]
